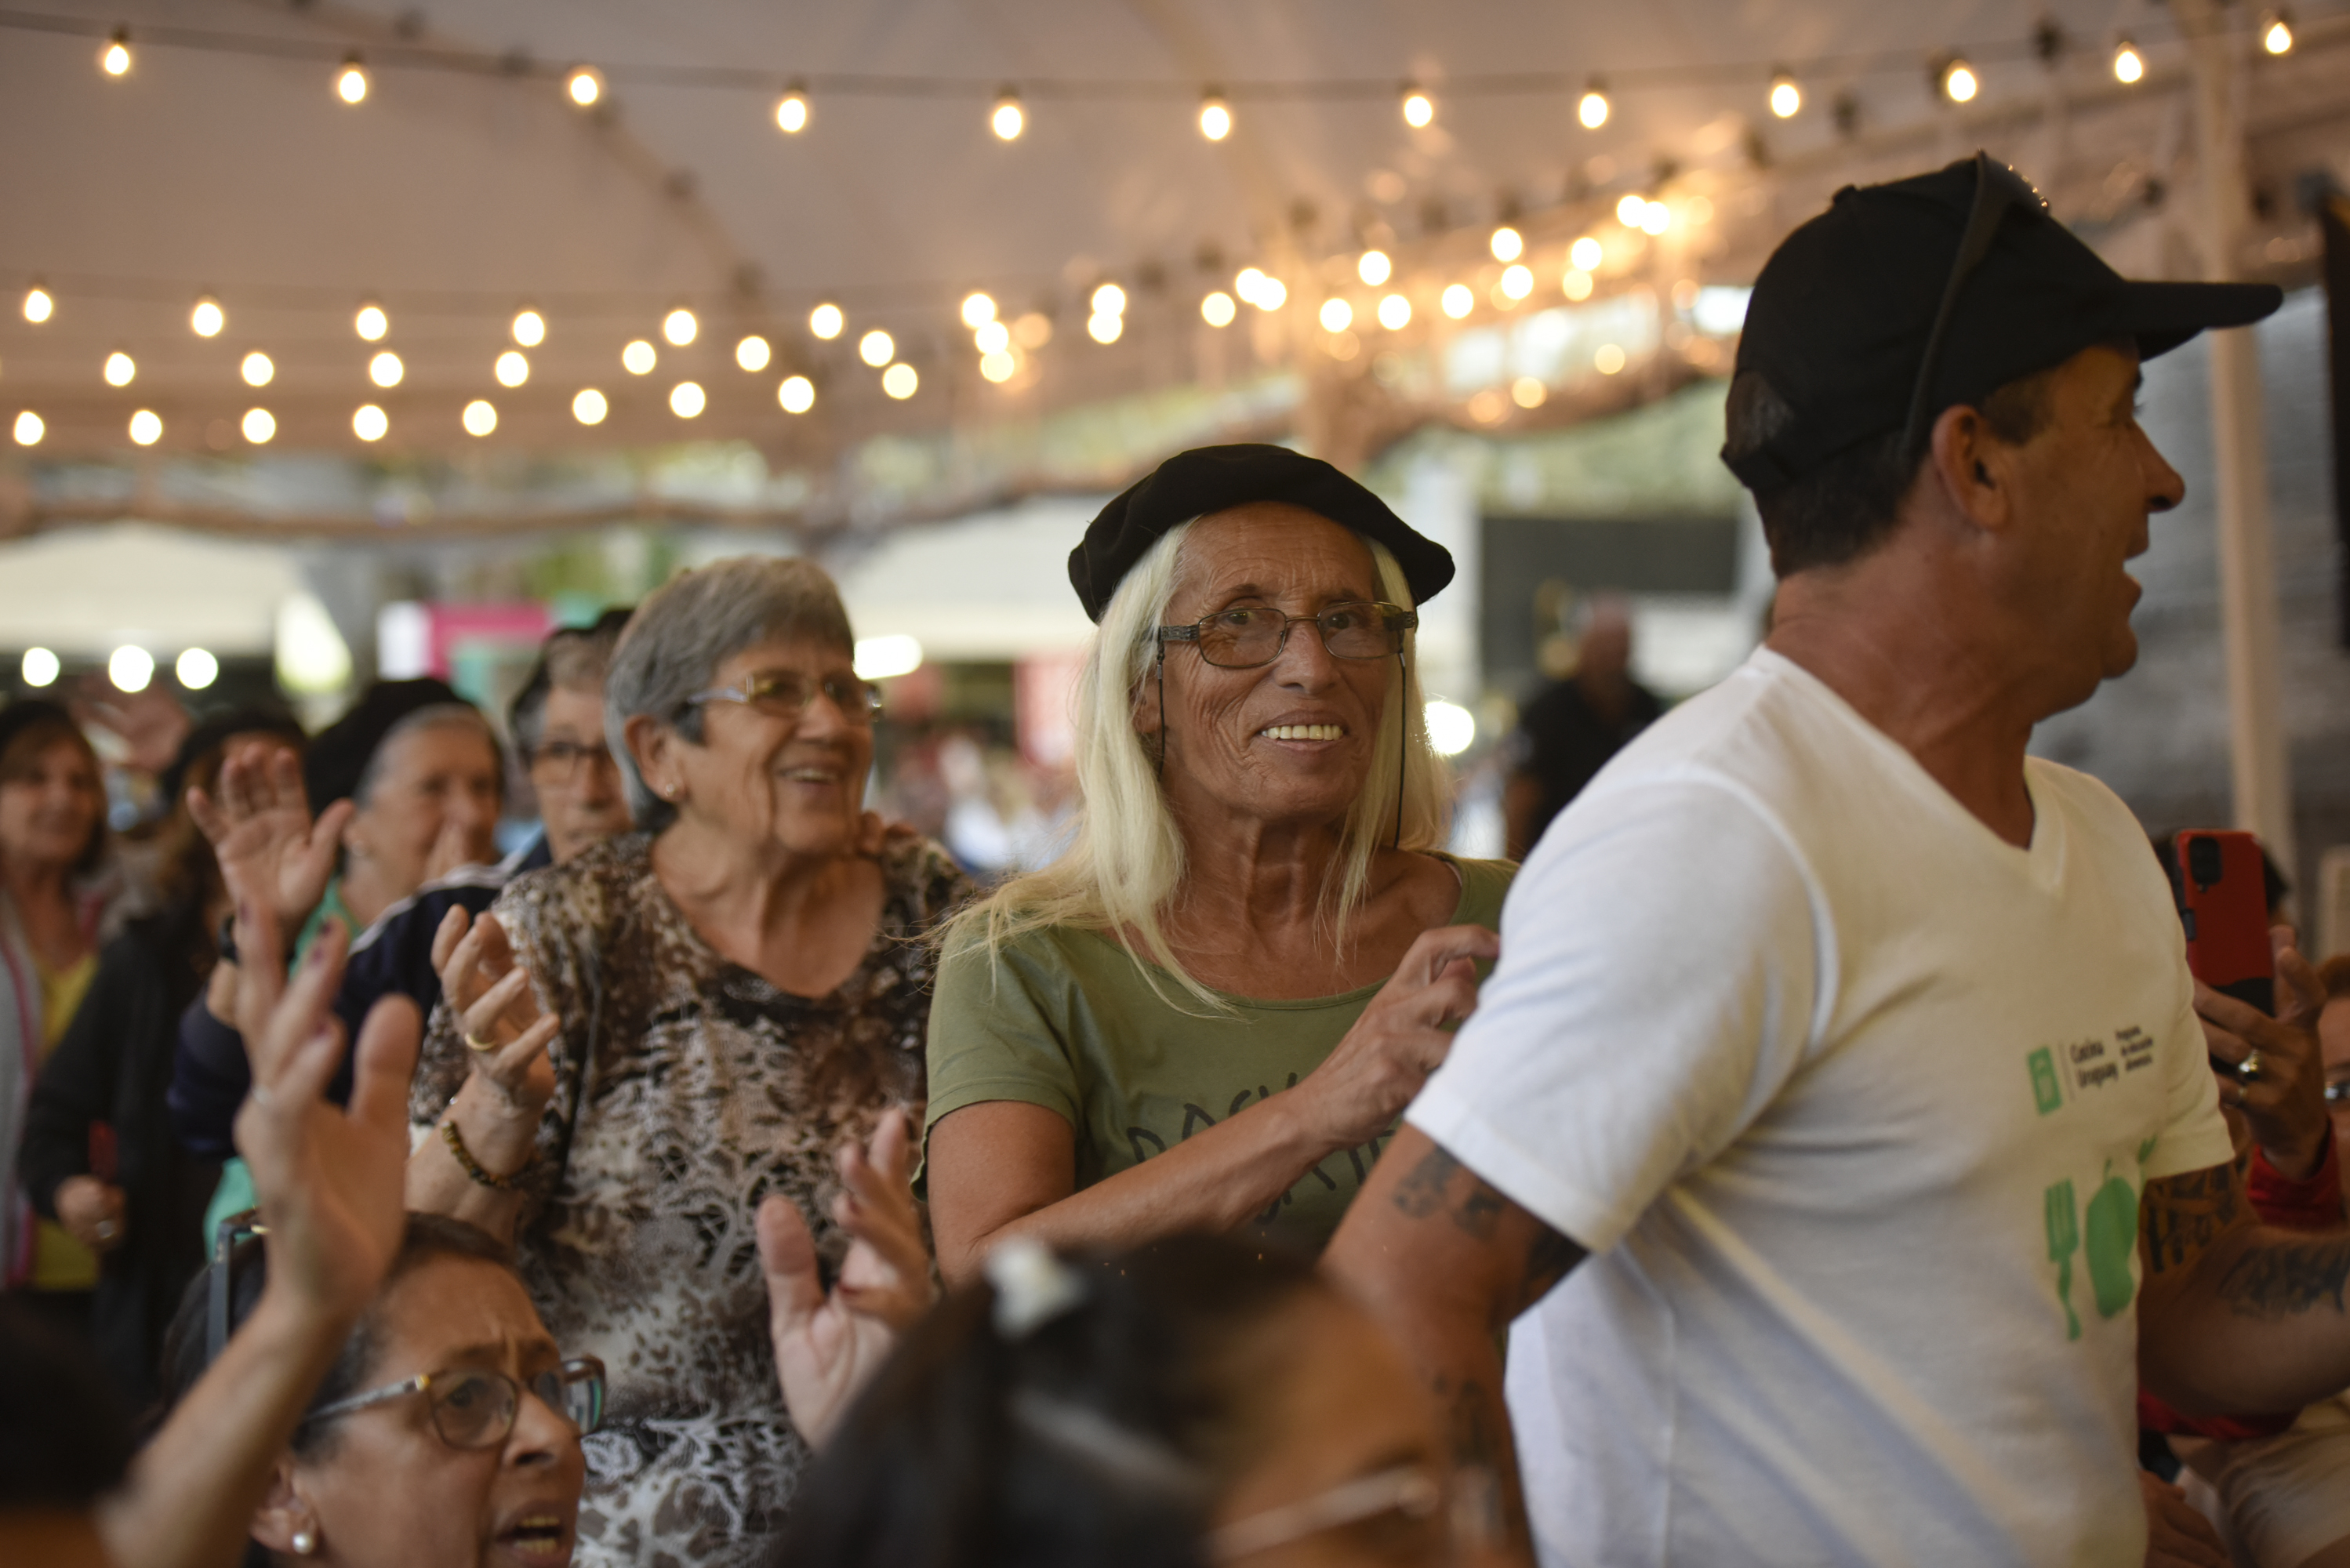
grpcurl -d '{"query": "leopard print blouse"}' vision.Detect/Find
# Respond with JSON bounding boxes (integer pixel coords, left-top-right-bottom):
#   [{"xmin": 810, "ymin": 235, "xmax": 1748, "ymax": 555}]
[{"xmin": 411, "ymin": 829, "xmax": 972, "ymax": 1568}]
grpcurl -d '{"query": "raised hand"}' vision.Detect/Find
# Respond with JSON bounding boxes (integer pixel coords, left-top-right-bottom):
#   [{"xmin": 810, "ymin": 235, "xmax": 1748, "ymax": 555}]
[
  {"xmin": 2197, "ymin": 926, "xmax": 2330, "ymax": 1180},
  {"xmin": 1296, "ymin": 924, "xmax": 1500, "ymax": 1154},
  {"xmin": 431, "ymin": 906, "xmax": 559, "ymax": 1126},
  {"xmin": 189, "ymin": 742, "xmax": 353, "ymax": 935}
]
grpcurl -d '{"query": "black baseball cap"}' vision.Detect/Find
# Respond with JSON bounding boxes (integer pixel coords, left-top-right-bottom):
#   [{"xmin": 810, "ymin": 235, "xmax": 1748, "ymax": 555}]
[
  {"xmin": 1722, "ymin": 155, "xmax": 2282, "ymax": 490},
  {"xmin": 1069, "ymin": 443, "xmax": 1454, "ymax": 622}
]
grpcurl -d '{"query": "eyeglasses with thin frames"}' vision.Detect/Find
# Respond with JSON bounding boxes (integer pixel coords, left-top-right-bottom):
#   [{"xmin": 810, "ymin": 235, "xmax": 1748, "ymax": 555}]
[
  {"xmin": 302, "ymin": 1358, "xmax": 608, "ymax": 1450},
  {"xmin": 1898, "ymin": 152, "xmax": 2050, "ymax": 459},
  {"xmin": 526, "ymin": 740, "xmax": 619, "ymax": 782},
  {"xmin": 684, "ymin": 670, "xmax": 884, "ymax": 728},
  {"xmin": 1156, "ymin": 601, "xmax": 1418, "ymax": 670}
]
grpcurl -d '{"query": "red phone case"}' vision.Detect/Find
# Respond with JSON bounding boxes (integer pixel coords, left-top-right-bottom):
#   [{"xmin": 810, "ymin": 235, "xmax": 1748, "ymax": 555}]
[
  {"xmin": 2174, "ymin": 829, "xmax": 2275, "ymax": 1015},
  {"xmin": 88, "ymin": 1122, "xmax": 118, "ymax": 1183}
]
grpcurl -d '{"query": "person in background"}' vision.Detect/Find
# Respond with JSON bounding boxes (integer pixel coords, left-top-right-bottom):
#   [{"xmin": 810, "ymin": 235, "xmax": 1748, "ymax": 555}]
[
  {"xmin": 924, "ymin": 445, "xmax": 1509, "ymax": 1279},
  {"xmin": 2319, "ymin": 956, "xmax": 2350, "ymax": 1162},
  {"xmin": 1500, "ymin": 595, "xmax": 1659, "ymax": 861},
  {"xmin": 16, "ymin": 709, "xmax": 303, "ymax": 1404},
  {"xmin": 0, "ymin": 700, "xmax": 125, "ymax": 1334},
  {"xmin": 407, "ymin": 557, "xmax": 971, "ymax": 1567}
]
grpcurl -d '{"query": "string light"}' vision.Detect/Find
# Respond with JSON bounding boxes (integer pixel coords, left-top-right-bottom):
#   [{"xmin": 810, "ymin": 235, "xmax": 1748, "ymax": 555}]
[
  {"xmin": 369, "ymin": 350, "xmax": 404, "ymax": 387},
  {"xmin": 1015, "ymin": 312, "xmax": 1052, "ymax": 347},
  {"xmin": 496, "ymin": 350, "xmax": 530, "ymax": 387},
  {"xmin": 990, "ymin": 88, "xmax": 1024, "ymax": 140},
  {"xmin": 1578, "ymin": 82, "xmax": 1610, "ymax": 129},
  {"xmin": 1563, "ymin": 268, "xmax": 1593, "ymax": 300},
  {"xmin": 1200, "ymin": 290, "xmax": 1237, "ymax": 327},
  {"xmin": 1198, "ymin": 91, "xmax": 1232, "ymax": 141},
  {"xmin": 1401, "ymin": 87, "xmax": 1434, "ymax": 128},
  {"xmin": 882, "ymin": 362, "xmax": 919, "ymax": 398},
  {"xmin": 1570, "ymin": 236, "xmax": 1604, "ymax": 270},
  {"xmin": 566, "ymin": 67, "xmax": 603, "ymax": 107},
  {"xmin": 462, "ymin": 399, "xmax": 496, "ymax": 436},
  {"xmin": 22, "ymin": 648, "xmax": 60, "ymax": 686},
  {"xmin": 775, "ymin": 85, "xmax": 808, "ymax": 133},
  {"xmin": 1319, "ymin": 298, "xmax": 1353, "ymax": 332},
  {"xmin": 110, "ymin": 647, "xmax": 154, "ymax": 693},
  {"xmin": 241, "ymin": 351, "xmax": 274, "ymax": 387},
  {"xmin": 779, "ymin": 374, "xmax": 815, "ymax": 412},
  {"xmin": 1247, "ymin": 275, "xmax": 1286, "ymax": 311},
  {"xmin": 1087, "ymin": 311, "xmax": 1123, "ymax": 343},
  {"xmin": 1441, "ymin": 284, "xmax": 1473, "ymax": 319},
  {"xmin": 1769, "ymin": 72, "xmax": 1801, "ymax": 118},
  {"xmin": 12, "ymin": 411, "xmax": 41, "ymax": 446},
  {"xmin": 1616, "ymin": 194, "xmax": 1649, "ymax": 227},
  {"xmin": 2261, "ymin": 12, "xmax": 2294, "ymax": 54},
  {"xmin": 336, "ymin": 56, "xmax": 369, "ymax": 104},
  {"xmin": 1512, "ymin": 377, "xmax": 1547, "ymax": 409},
  {"xmin": 104, "ymin": 351, "xmax": 135, "ymax": 386},
  {"xmin": 1940, "ymin": 59, "xmax": 1979, "ymax": 103},
  {"xmin": 100, "ymin": 28, "xmax": 130, "ymax": 77},
  {"xmin": 961, "ymin": 292, "xmax": 997, "ymax": 328},
  {"xmin": 1491, "ymin": 226, "xmax": 1524, "ymax": 263},
  {"xmin": 623, "ymin": 339, "xmax": 657, "ymax": 374},
  {"xmin": 663, "ymin": 308, "xmax": 698, "ymax": 347},
  {"xmin": 980, "ymin": 350, "xmax": 1016, "ymax": 383},
  {"xmin": 670, "ymin": 381, "xmax": 705, "ymax": 417},
  {"xmin": 736, "ymin": 335, "xmax": 772, "ymax": 371},
  {"xmin": 1594, "ymin": 343, "xmax": 1627, "ymax": 374},
  {"xmin": 572, "ymin": 388, "xmax": 608, "ymax": 424},
  {"xmin": 1091, "ymin": 283, "xmax": 1127, "ymax": 318},
  {"xmin": 1640, "ymin": 201, "xmax": 1671, "ymax": 235},
  {"xmin": 975, "ymin": 320, "xmax": 1010, "ymax": 354},
  {"xmin": 1500, "ymin": 265, "xmax": 1533, "ymax": 300},
  {"xmin": 859, "ymin": 328, "xmax": 894, "ymax": 367},
  {"xmin": 191, "ymin": 297, "xmax": 225, "ymax": 337},
  {"xmin": 353, "ymin": 404, "xmax": 388, "ymax": 441},
  {"xmin": 1358, "ymin": 250, "xmax": 1392, "ymax": 286},
  {"xmin": 1235, "ymin": 267, "xmax": 1266, "ymax": 304},
  {"xmin": 176, "ymin": 649, "xmax": 218, "ymax": 690},
  {"xmin": 355, "ymin": 303, "xmax": 388, "ymax": 341},
  {"xmin": 23, "ymin": 285, "xmax": 53, "ymax": 324},
  {"xmin": 2112, "ymin": 39, "xmax": 2144, "ymax": 85},
  {"xmin": 512, "ymin": 309, "xmax": 546, "ymax": 347},
  {"xmin": 1376, "ymin": 293, "xmax": 1411, "ymax": 329},
  {"xmin": 129, "ymin": 409, "xmax": 162, "ymax": 445},
  {"xmin": 809, "ymin": 303, "xmax": 844, "ymax": 339},
  {"xmin": 242, "ymin": 408, "xmax": 275, "ymax": 444}
]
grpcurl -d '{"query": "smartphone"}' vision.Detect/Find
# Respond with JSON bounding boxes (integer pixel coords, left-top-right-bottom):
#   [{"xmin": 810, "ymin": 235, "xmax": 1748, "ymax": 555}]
[{"xmin": 2173, "ymin": 829, "xmax": 2275, "ymax": 1021}]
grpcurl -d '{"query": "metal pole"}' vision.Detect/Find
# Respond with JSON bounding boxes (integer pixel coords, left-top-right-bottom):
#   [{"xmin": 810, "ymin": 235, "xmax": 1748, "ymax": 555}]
[{"xmin": 2174, "ymin": 0, "xmax": 2294, "ymax": 869}]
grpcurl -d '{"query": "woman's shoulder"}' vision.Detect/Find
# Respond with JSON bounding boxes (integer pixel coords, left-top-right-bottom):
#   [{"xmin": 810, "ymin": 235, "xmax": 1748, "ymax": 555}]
[
  {"xmin": 492, "ymin": 832, "xmax": 655, "ymax": 942},
  {"xmin": 1436, "ymin": 852, "xmax": 1518, "ymax": 926},
  {"xmin": 877, "ymin": 829, "xmax": 980, "ymax": 929}
]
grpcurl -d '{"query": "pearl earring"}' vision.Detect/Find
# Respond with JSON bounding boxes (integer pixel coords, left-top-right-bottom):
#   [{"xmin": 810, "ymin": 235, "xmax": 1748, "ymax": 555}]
[{"xmin": 292, "ymin": 1529, "xmax": 318, "ymax": 1555}]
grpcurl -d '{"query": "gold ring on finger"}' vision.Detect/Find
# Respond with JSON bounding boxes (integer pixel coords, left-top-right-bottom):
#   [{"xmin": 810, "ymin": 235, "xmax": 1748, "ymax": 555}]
[
  {"xmin": 2236, "ymin": 1048, "xmax": 2264, "ymax": 1083},
  {"xmin": 465, "ymin": 1032, "xmax": 499, "ymax": 1053}
]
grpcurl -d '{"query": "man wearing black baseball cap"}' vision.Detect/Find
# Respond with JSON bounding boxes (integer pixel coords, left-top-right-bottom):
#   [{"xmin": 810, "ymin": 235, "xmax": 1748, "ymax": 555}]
[{"xmin": 1330, "ymin": 156, "xmax": 2349, "ymax": 1566}]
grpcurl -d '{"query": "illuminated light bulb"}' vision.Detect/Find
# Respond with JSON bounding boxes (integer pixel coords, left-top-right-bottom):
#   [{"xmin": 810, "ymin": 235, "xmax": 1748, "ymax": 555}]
[
  {"xmin": 2112, "ymin": 40, "xmax": 2144, "ymax": 84},
  {"xmin": 191, "ymin": 297, "xmax": 225, "ymax": 337},
  {"xmin": 2261, "ymin": 13, "xmax": 2294, "ymax": 54},
  {"xmin": 961, "ymin": 292, "xmax": 997, "ymax": 328},
  {"xmin": 512, "ymin": 310, "xmax": 546, "ymax": 347},
  {"xmin": 369, "ymin": 350, "xmax": 404, "ymax": 387},
  {"xmin": 622, "ymin": 339, "xmax": 657, "ymax": 375},
  {"xmin": 990, "ymin": 89, "xmax": 1024, "ymax": 141},
  {"xmin": 979, "ymin": 350, "xmax": 1016, "ymax": 383},
  {"xmin": 1234, "ymin": 267, "xmax": 1267, "ymax": 305},
  {"xmin": 669, "ymin": 381, "xmax": 705, "ymax": 418},
  {"xmin": 1770, "ymin": 74, "xmax": 1801, "ymax": 118},
  {"xmin": 1500, "ymin": 265, "xmax": 1534, "ymax": 300},
  {"xmin": 1578, "ymin": 87, "xmax": 1610, "ymax": 129},
  {"xmin": 242, "ymin": 351, "xmax": 274, "ymax": 387},
  {"xmin": 100, "ymin": 29, "xmax": 130, "ymax": 77},
  {"xmin": 1617, "ymin": 193, "xmax": 1648, "ymax": 227},
  {"xmin": 1087, "ymin": 312, "xmax": 1124, "ymax": 344},
  {"xmin": 1198, "ymin": 93, "xmax": 1232, "ymax": 141},
  {"xmin": 109, "ymin": 646, "xmax": 154, "ymax": 694},
  {"xmin": 1491, "ymin": 226, "xmax": 1524, "ymax": 263},
  {"xmin": 975, "ymin": 320, "xmax": 1010, "ymax": 354},
  {"xmin": 495, "ymin": 350, "xmax": 529, "ymax": 387},
  {"xmin": 809, "ymin": 303, "xmax": 844, "ymax": 339},
  {"xmin": 11, "ymin": 411, "xmax": 39, "ymax": 445},
  {"xmin": 855, "ymin": 634, "xmax": 924, "ymax": 681},
  {"xmin": 1640, "ymin": 201, "xmax": 1671, "ymax": 236},
  {"xmin": 1358, "ymin": 250, "xmax": 1392, "ymax": 286},
  {"xmin": 1376, "ymin": 293, "xmax": 1411, "ymax": 330},
  {"xmin": 176, "ymin": 648, "xmax": 219, "ymax": 690},
  {"xmin": 1200, "ymin": 290, "xmax": 1237, "ymax": 327},
  {"xmin": 22, "ymin": 648, "xmax": 60, "ymax": 687},
  {"xmin": 1252, "ymin": 277, "xmax": 1287, "ymax": 311},
  {"xmin": 858, "ymin": 328, "xmax": 894, "ymax": 367},
  {"xmin": 566, "ymin": 67, "xmax": 602, "ymax": 107},
  {"xmin": 736, "ymin": 335, "xmax": 772, "ymax": 372},
  {"xmin": 128, "ymin": 409, "xmax": 162, "ymax": 445},
  {"xmin": 881, "ymin": 362, "xmax": 919, "ymax": 398},
  {"xmin": 572, "ymin": 388, "xmax": 608, "ymax": 425},
  {"xmin": 336, "ymin": 57, "xmax": 369, "ymax": 104},
  {"xmin": 1401, "ymin": 88, "xmax": 1434, "ymax": 129},
  {"xmin": 663, "ymin": 308, "xmax": 698, "ymax": 347},
  {"xmin": 23, "ymin": 286, "xmax": 53, "ymax": 324},
  {"xmin": 1091, "ymin": 283, "xmax": 1127, "ymax": 318},
  {"xmin": 104, "ymin": 351, "xmax": 135, "ymax": 387},
  {"xmin": 778, "ymin": 375, "xmax": 815, "ymax": 413},
  {"xmin": 1512, "ymin": 377, "xmax": 1547, "ymax": 409},
  {"xmin": 1319, "ymin": 298, "xmax": 1353, "ymax": 332},
  {"xmin": 461, "ymin": 399, "xmax": 496, "ymax": 437},
  {"xmin": 352, "ymin": 404, "xmax": 388, "ymax": 441},
  {"xmin": 1013, "ymin": 312, "xmax": 1052, "ymax": 348},
  {"xmin": 1941, "ymin": 60, "xmax": 1978, "ymax": 103},
  {"xmin": 355, "ymin": 303, "xmax": 388, "ymax": 341},
  {"xmin": 1594, "ymin": 343, "xmax": 1627, "ymax": 375},
  {"xmin": 1570, "ymin": 235, "xmax": 1604, "ymax": 271},
  {"xmin": 1562, "ymin": 267, "xmax": 1594, "ymax": 301},
  {"xmin": 242, "ymin": 408, "xmax": 275, "ymax": 444},
  {"xmin": 775, "ymin": 89, "xmax": 808, "ymax": 133},
  {"xmin": 1440, "ymin": 283, "xmax": 1473, "ymax": 319}
]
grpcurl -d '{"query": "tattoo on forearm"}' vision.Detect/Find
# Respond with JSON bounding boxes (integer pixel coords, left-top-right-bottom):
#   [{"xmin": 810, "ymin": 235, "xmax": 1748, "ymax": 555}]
[
  {"xmin": 2218, "ymin": 1237, "xmax": 2350, "ymax": 1319},
  {"xmin": 2142, "ymin": 1163, "xmax": 2243, "ymax": 1276},
  {"xmin": 1391, "ymin": 1144, "xmax": 1505, "ymax": 1240},
  {"xmin": 1440, "ymin": 1375, "xmax": 1520, "ymax": 1550}
]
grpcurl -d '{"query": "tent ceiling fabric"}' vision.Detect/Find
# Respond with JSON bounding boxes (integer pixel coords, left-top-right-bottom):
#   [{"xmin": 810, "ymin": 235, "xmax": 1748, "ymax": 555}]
[{"xmin": 2, "ymin": 0, "xmax": 2345, "ymax": 537}]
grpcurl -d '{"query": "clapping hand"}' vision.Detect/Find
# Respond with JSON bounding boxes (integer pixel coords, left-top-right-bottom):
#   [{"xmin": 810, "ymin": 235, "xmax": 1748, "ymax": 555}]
[
  {"xmin": 430, "ymin": 906, "xmax": 560, "ymax": 1125},
  {"xmin": 190, "ymin": 742, "xmax": 352, "ymax": 935},
  {"xmin": 759, "ymin": 1108, "xmax": 937, "ymax": 1446}
]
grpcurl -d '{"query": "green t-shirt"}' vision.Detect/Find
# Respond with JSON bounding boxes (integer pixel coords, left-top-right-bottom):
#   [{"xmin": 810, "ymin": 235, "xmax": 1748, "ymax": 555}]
[{"xmin": 924, "ymin": 855, "xmax": 1515, "ymax": 1254}]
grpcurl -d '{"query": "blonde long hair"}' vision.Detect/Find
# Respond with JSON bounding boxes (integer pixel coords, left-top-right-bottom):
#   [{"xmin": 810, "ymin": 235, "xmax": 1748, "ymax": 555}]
[{"xmin": 946, "ymin": 519, "xmax": 1453, "ymax": 1007}]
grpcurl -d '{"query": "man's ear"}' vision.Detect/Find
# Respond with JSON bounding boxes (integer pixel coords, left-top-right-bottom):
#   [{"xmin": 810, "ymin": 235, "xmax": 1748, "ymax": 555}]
[
  {"xmin": 247, "ymin": 1458, "xmax": 315, "ymax": 1555},
  {"xmin": 1926, "ymin": 402, "xmax": 2017, "ymax": 534}
]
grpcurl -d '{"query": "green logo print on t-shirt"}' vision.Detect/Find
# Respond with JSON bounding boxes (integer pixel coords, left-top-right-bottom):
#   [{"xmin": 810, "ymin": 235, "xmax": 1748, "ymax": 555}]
[{"xmin": 2043, "ymin": 1163, "xmax": 2141, "ymax": 1340}]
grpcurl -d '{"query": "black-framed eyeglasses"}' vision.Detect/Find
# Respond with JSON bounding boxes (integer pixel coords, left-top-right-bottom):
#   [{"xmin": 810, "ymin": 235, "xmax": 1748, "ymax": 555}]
[
  {"xmin": 683, "ymin": 670, "xmax": 884, "ymax": 728},
  {"xmin": 301, "ymin": 1358, "xmax": 607, "ymax": 1450},
  {"xmin": 1157, "ymin": 601, "xmax": 1418, "ymax": 670},
  {"xmin": 525, "ymin": 739, "xmax": 619, "ymax": 781},
  {"xmin": 208, "ymin": 1211, "xmax": 266, "ymax": 1363},
  {"xmin": 1898, "ymin": 152, "xmax": 2050, "ymax": 459}
]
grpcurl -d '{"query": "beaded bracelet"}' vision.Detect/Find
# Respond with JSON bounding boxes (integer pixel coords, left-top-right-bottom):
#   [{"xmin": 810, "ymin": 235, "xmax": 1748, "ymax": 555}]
[{"xmin": 439, "ymin": 1117, "xmax": 536, "ymax": 1191}]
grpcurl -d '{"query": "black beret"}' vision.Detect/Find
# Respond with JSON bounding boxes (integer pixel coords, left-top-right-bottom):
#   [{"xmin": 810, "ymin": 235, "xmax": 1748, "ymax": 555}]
[
  {"xmin": 302, "ymin": 677, "xmax": 471, "ymax": 810},
  {"xmin": 1067, "ymin": 443, "xmax": 1454, "ymax": 622}
]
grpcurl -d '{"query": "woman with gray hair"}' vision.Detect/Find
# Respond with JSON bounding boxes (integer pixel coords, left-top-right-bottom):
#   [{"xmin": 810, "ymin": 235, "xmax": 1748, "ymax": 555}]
[
  {"xmin": 924, "ymin": 444, "xmax": 1513, "ymax": 1280},
  {"xmin": 404, "ymin": 555, "xmax": 969, "ymax": 1568}
]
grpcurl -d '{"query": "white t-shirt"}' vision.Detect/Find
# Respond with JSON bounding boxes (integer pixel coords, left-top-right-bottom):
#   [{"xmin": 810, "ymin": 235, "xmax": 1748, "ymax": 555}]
[{"xmin": 1408, "ymin": 648, "xmax": 2234, "ymax": 1568}]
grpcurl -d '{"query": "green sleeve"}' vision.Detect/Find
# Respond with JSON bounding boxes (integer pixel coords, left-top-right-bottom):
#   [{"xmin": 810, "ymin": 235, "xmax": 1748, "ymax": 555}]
[
  {"xmin": 924, "ymin": 931, "xmax": 1084, "ymax": 1140},
  {"xmin": 1453, "ymin": 855, "xmax": 1519, "ymax": 930}
]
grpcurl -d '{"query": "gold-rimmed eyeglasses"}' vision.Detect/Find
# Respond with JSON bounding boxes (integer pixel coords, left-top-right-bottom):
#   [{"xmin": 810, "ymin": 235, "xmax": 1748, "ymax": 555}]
[
  {"xmin": 301, "ymin": 1358, "xmax": 606, "ymax": 1450},
  {"xmin": 683, "ymin": 670, "xmax": 884, "ymax": 727},
  {"xmin": 1156, "ymin": 601, "xmax": 1417, "ymax": 670}
]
